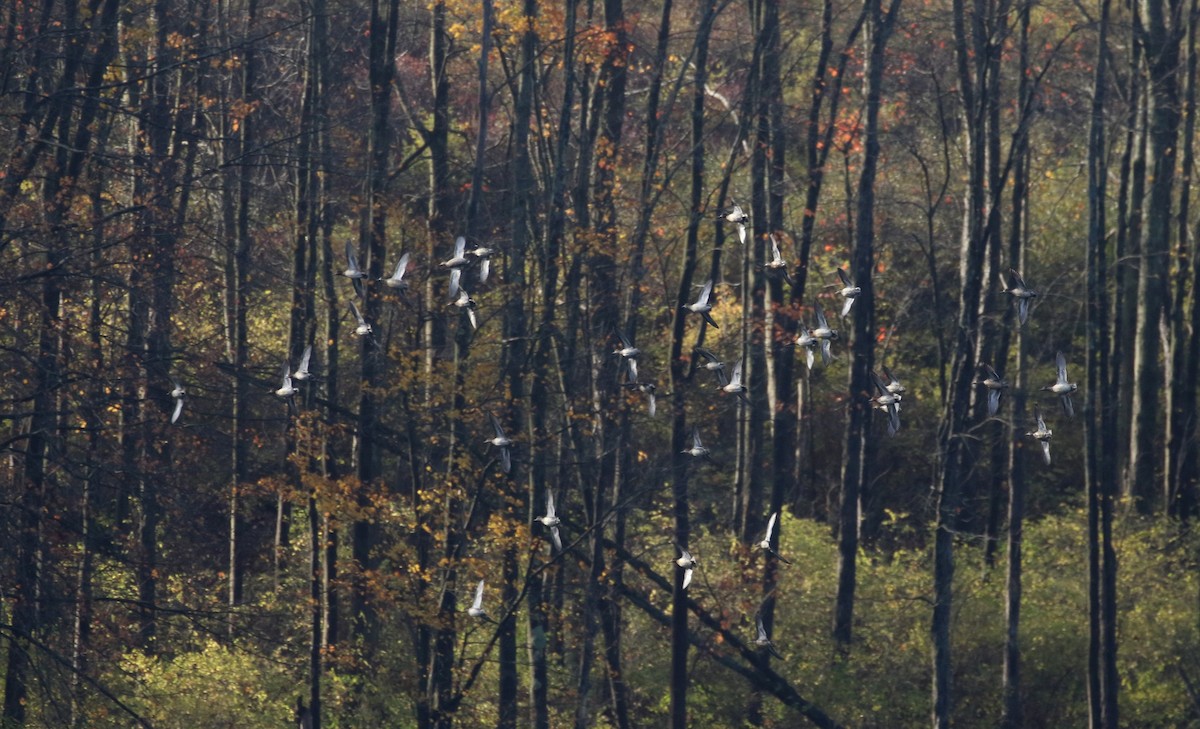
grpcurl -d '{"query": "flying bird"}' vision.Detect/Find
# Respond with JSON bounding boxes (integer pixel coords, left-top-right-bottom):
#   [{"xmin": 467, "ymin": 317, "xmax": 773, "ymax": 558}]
[
  {"xmin": 1040, "ymin": 351, "xmax": 1078, "ymax": 418},
  {"xmin": 441, "ymin": 236, "xmax": 470, "ymax": 298},
  {"xmin": 612, "ymin": 328, "xmax": 640, "ymax": 381},
  {"xmin": 681, "ymin": 426, "xmax": 716, "ymax": 464},
  {"xmin": 682, "ymin": 279, "xmax": 719, "ymax": 328},
  {"xmin": 275, "ymin": 361, "xmax": 298, "ymax": 416},
  {"xmin": 756, "ymin": 511, "xmax": 791, "ymax": 564},
  {"xmin": 349, "ymin": 301, "xmax": 373, "ymax": 339},
  {"xmin": 383, "ymin": 251, "xmax": 411, "ymax": 292},
  {"xmin": 973, "ymin": 363, "xmax": 1008, "ymax": 416},
  {"xmin": 293, "ymin": 345, "xmax": 313, "ymax": 381},
  {"xmin": 881, "ymin": 365, "xmax": 906, "ymax": 397},
  {"xmin": 342, "ymin": 241, "xmax": 366, "ymax": 298},
  {"xmin": 717, "ymin": 358, "xmax": 750, "ymax": 405},
  {"xmin": 693, "ymin": 347, "xmax": 727, "ymax": 381},
  {"xmin": 765, "ymin": 235, "xmax": 793, "ymax": 284},
  {"xmin": 812, "ymin": 304, "xmax": 839, "ymax": 365},
  {"xmin": 1027, "ymin": 407, "xmax": 1053, "ymax": 465},
  {"xmin": 537, "ymin": 491, "xmax": 563, "ymax": 552},
  {"xmin": 675, "ymin": 547, "xmax": 698, "ymax": 590},
  {"xmin": 836, "ymin": 268, "xmax": 861, "ymax": 317},
  {"xmin": 721, "ymin": 203, "xmax": 749, "ymax": 245},
  {"xmin": 169, "ymin": 378, "xmax": 185, "ymax": 424},
  {"xmin": 467, "ymin": 579, "xmax": 494, "ymax": 622},
  {"xmin": 468, "ymin": 243, "xmax": 494, "ymax": 283},
  {"xmin": 792, "ymin": 326, "xmax": 819, "ymax": 371},
  {"xmin": 1004, "ymin": 268, "xmax": 1038, "ymax": 326},
  {"xmin": 871, "ymin": 370, "xmax": 902, "ymax": 436},
  {"xmin": 454, "ymin": 288, "xmax": 478, "ymax": 330},
  {"xmin": 621, "ymin": 375, "xmax": 657, "ymax": 417},
  {"xmin": 754, "ymin": 612, "xmax": 784, "ymax": 660},
  {"xmin": 486, "ymin": 412, "xmax": 513, "ymax": 473}
]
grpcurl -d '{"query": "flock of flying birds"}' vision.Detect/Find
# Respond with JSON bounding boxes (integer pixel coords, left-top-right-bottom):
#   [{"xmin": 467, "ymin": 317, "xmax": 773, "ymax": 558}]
[{"xmin": 162, "ymin": 205, "xmax": 1075, "ymax": 654}]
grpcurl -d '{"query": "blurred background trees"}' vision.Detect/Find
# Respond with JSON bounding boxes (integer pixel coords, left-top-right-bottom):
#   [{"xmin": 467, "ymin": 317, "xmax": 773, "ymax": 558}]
[{"xmin": 2, "ymin": 0, "xmax": 1200, "ymax": 726}]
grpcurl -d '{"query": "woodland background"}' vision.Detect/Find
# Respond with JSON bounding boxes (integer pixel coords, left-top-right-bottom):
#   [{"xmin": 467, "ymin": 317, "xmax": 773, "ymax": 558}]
[{"xmin": 3, "ymin": 0, "xmax": 1200, "ymax": 725}]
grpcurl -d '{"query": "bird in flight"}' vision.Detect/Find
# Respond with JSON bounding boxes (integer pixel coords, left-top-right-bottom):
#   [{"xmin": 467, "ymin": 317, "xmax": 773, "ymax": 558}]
[
  {"xmin": 1040, "ymin": 351, "xmax": 1077, "ymax": 418},
  {"xmin": 721, "ymin": 203, "xmax": 749, "ymax": 245},
  {"xmin": 441, "ymin": 236, "xmax": 470, "ymax": 299},
  {"xmin": 383, "ymin": 251, "xmax": 411, "ymax": 293},
  {"xmin": 682, "ymin": 279, "xmax": 719, "ymax": 329},
  {"xmin": 1027, "ymin": 407, "xmax": 1053, "ymax": 465},
  {"xmin": 467, "ymin": 579, "xmax": 495, "ymax": 623},
  {"xmin": 754, "ymin": 612, "xmax": 784, "ymax": 660},
  {"xmin": 343, "ymin": 240, "xmax": 367, "ymax": 298},
  {"xmin": 169, "ymin": 377, "xmax": 185, "ymax": 424},
  {"xmin": 871, "ymin": 370, "xmax": 902, "ymax": 436},
  {"xmin": 537, "ymin": 491, "xmax": 563, "ymax": 552},
  {"xmin": 836, "ymin": 268, "xmax": 861, "ymax": 317},
  {"xmin": 675, "ymin": 546, "xmax": 698, "ymax": 590},
  {"xmin": 486, "ymin": 412, "xmax": 513, "ymax": 473},
  {"xmin": 755, "ymin": 511, "xmax": 791, "ymax": 564},
  {"xmin": 1004, "ymin": 268, "xmax": 1038, "ymax": 326},
  {"xmin": 812, "ymin": 304, "xmax": 839, "ymax": 366},
  {"xmin": 973, "ymin": 363, "xmax": 1008, "ymax": 416}
]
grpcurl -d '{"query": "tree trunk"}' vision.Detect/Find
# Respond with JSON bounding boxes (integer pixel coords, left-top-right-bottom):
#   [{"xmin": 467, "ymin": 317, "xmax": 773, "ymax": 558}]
[
  {"xmin": 1168, "ymin": 0, "xmax": 1199, "ymax": 519},
  {"xmin": 1131, "ymin": 0, "xmax": 1183, "ymax": 513},
  {"xmin": 833, "ymin": 0, "xmax": 897, "ymax": 650}
]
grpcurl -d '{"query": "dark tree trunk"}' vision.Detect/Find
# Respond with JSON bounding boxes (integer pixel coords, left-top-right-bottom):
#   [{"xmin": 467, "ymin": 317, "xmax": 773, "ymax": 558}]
[
  {"xmin": 933, "ymin": 0, "xmax": 995, "ymax": 716},
  {"xmin": 1131, "ymin": 0, "xmax": 1184, "ymax": 513},
  {"xmin": 1168, "ymin": 0, "xmax": 1199, "ymax": 519},
  {"xmin": 526, "ymin": 0, "xmax": 568, "ymax": 724},
  {"xmin": 999, "ymin": 8, "xmax": 1032, "ymax": 723},
  {"xmin": 833, "ymin": 0, "xmax": 897, "ymax": 650},
  {"xmin": 666, "ymin": 0, "xmax": 716, "ymax": 720}
]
